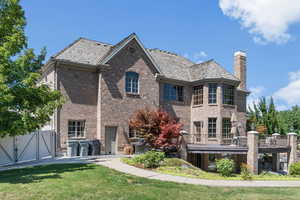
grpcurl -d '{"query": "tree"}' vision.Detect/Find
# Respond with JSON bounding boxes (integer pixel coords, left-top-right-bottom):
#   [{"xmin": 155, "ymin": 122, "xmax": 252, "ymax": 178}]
[
  {"xmin": 129, "ymin": 108, "xmax": 183, "ymax": 152},
  {"xmin": 247, "ymin": 97, "xmax": 279, "ymax": 134},
  {"xmin": 278, "ymin": 105, "xmax": 300, "ymax": 134},
  {"xmin": 0, "ymin": 0, "xmax": 63, "ymax": 137}
]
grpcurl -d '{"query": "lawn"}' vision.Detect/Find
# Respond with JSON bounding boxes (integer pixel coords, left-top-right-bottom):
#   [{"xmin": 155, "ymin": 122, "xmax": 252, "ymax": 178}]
[
  {"xmin": 123, "ymin": 157, "xmax": 300, "ymax": 181},
  {"xmin": 0, "ymin": 164, "xmax": 300, "ymax": 200}
]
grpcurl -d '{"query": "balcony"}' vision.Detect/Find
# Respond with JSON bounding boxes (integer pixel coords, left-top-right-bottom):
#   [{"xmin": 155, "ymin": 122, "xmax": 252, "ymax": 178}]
[{"xmin": 186, "ymin": 134, "xmax": 291, "ymax": 149}]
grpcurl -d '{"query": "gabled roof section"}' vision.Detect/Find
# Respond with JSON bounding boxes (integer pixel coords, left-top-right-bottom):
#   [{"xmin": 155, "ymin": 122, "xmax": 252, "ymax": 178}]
[
  {"xmin": 50, "ymin": 34, "xmax": 240, "ymax": 83},
  {"xmin": 188, "ymin": 60, "xmax": 240, "ymax": 82},
  {"xmin": 99, "ymin": 33, "xmax": 162, "ymax": 73},
  {"xmin": 54, "ymin": 38, "xmax": 112, "ymax": 65}
]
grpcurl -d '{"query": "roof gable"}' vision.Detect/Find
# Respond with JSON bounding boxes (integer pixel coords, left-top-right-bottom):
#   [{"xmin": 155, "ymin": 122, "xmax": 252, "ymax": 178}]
[{"xmin": 100, "ymin": 33, "xmax": 161, "ymax": 74}]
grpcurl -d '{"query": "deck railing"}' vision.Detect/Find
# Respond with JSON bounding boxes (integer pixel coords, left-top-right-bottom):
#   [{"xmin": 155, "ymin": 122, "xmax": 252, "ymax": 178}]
[
  {"xmin": 185, "ymin": 134, "xmax": 248, "ymax": 147},
  {"xmin": 258, "ymin": 135, "xmax": 289, "ymax": 148},
  {"xmin": 185, "ymin": 133, "xmax": 293, "ymax": 148}
]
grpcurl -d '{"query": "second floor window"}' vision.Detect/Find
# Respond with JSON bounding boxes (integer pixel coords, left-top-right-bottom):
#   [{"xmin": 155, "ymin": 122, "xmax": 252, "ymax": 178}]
[
  {"xmin": 223, "ymin": 84, "xmax": 234, "ymax": 105},
  {"xmin": 208, "ymin": 83, "xmax": 217, "ymax": 104},
  {"xmin": 208, "ymin": 118, "xmax": 217, "ymax": 138},
  {"xmin": 222, "ymin": 118, "xmax": 232, "ymax": 138},
  {"xmin": 193, "ymin": 85, "xmax": 203, "ymax": 105},
  {"xmin": 125, "ymin": 72, "xmax": 139, "ymax": 94},
  {"xmin": 164, "ymin": 84, "xmax": 183, "ymax": 102}
]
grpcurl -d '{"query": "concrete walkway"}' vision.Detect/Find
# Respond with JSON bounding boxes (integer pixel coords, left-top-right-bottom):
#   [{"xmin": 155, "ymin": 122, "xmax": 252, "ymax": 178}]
[
  {"xmin": 97, "ymin": 158, "xmax": 300, "ymax": 187},
  {"xmin": 2, "ymin": 156, "xmax": 300, "ymax": 187}
]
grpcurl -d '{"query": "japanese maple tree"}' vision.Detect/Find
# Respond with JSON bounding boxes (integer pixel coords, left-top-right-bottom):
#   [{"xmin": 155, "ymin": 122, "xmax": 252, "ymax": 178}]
[{"xmin": 129, "ymin": 108, "xmax": 183, "ymax": 152}]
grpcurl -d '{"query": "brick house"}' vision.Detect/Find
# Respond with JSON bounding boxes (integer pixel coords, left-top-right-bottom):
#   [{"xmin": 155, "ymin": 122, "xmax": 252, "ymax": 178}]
[{"xmin": 41, "ymin": 33, "xmax": 257, "ymax": 170}]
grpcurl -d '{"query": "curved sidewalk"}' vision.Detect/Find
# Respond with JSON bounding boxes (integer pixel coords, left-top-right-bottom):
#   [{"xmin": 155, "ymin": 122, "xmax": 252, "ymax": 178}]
[{"xmin": 97, "ymin": 158, "xmax": 300, "ymax": 187}]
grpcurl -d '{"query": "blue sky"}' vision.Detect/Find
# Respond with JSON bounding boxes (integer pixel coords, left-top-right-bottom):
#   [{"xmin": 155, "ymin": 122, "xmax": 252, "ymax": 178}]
[{"xmin": 21, "ymin": 0, "xmax": 300, "ymax": 110}]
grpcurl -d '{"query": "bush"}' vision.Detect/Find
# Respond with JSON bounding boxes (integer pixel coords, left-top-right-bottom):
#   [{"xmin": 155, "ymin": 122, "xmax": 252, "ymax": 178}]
[
  {"xmin": 289, "ymin": 162, "xmax": 300, "ymax": 176},
  {"xmin": 240, "ymin": 163, "xmax": 252, "ymax": 180},
  {"xmin": 216, "ymin": 158, "xmax": 235, "ymax": 177},
  {"xmin": 132, "ymin": 151, "xmax": 165, "ymax": 168}
]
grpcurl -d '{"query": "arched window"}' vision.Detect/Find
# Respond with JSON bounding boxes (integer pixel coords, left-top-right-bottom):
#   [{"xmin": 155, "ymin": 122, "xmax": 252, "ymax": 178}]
[{"xmin": 125, "ymin": 72, "xmax": 139, "ymax": 94}]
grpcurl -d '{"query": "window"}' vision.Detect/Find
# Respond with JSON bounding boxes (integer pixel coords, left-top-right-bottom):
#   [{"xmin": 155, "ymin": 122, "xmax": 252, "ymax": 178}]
[
  {"xmin": 128, "ymin": 126, "xmax": 138, "ymax": 138},
  {"xmin": 194, "ymin": 121, "xmax": 202, "ymax": 135},
  {"xmin": 68, "ymin": 120, "xmax": 85, "ymax": 138},
  {"xmin": 208, "ymin": 83, "xmax": 217, "ymax": 104},
  {"xmin": 164, "ymin": 84, "xmax": 184, "ymax": 102},
  {"xmin": 222, "ymin": 118, "xmax": 232, "ymax": 138},
  {"xmin": 194, "ymin": 121, "xmax": 203, "ymax": 143},
  {"xmin": 223, "ymin": 84, "xmax": 234, "ymax": 105},
  {"xmin": 193, "ymin": 85, "xmax": 203, "ymax": 105},
  {"xmin": 208, "ymin": 118, "xmax": 217, "ymax": 138},
  {"xmin": 125, "ymin": 72, "xmax": 139, "ymax": 94}
]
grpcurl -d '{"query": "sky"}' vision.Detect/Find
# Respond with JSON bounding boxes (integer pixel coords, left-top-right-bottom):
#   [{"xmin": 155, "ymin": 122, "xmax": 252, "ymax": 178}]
[{"xmin": 21, "ymin": 0, "xmax": 300, "ymax": 110}]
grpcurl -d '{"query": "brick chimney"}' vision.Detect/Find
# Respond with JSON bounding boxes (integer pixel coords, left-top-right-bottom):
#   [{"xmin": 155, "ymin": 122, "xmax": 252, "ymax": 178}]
[{"xmin": 234, "ymin": 51, "xmax": 247, "ymax": 90}]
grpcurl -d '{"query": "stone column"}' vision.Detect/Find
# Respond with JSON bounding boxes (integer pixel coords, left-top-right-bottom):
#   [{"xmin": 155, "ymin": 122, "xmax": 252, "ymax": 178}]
[
  {"xmin": 288, "ymin": 133, "xmax": 298, "ymax": 169},
  {"xmin": 247, "ymin": 131, "xmax": 259, "ymax": 174}
]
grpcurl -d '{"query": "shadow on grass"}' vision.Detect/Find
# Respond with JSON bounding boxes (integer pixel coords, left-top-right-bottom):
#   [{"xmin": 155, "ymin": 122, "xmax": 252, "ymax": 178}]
[{"xmin": 0, "ymin": 163, "xmax": 96, "ymax": 184}]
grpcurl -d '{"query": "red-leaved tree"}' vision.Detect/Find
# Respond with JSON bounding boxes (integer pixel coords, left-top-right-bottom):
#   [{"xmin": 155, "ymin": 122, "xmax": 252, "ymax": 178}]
[{"xmin": 129, "ymin": 108, "xmax": 183, "ymax": 152}]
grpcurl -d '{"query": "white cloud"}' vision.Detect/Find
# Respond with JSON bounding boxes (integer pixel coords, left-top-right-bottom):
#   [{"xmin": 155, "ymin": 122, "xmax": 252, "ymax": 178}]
[
  {"xmin": 184, "ymin": 51, "xmax": 208, "ymax": 63},
  {"xmin": 219, "ymin": 0, "xmax": 300, "ymax": 44},
  {"xmin": 274, "ymin": 70, "xmax": 300, "ymax": 105},
  {"xmin": 247, "ymin": 86, "xmax": 265, "ymax": 108}
]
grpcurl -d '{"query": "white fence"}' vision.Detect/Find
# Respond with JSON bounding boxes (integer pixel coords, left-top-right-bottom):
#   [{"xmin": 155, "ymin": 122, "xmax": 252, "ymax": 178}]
[{"xmin": 0, "ymin": 130, "xmax": 56, "ymax": 166}]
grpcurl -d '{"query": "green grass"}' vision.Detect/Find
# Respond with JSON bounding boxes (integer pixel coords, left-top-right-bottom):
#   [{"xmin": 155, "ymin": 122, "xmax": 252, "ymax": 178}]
[
  {"xmin": 1, "ymin": 163, "xmax": 300, "ymax": 200},
  {"xmin": 123, "ymin": 157, "xmax": 300, "ymax": 181}
]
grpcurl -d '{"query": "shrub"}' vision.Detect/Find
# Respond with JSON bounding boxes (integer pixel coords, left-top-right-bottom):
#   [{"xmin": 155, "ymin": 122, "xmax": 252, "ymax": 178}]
[
  {"xmin": 240, "ymin": 163, "xmax": 252, "ymax": 180},
  {"xmin": 216, "ymin": 158, "xmax": 235, "ymax": 177},
  {"xmin": 132, "ymin": 151, "xmax": 165, "ymax": 168},
  {"xmin": 289, "ymin": 162, "xmax": 300, "ymax": 176},
  {"xmin": 129, "ymin": 108, "xmax": 183, "ymax": 152}
]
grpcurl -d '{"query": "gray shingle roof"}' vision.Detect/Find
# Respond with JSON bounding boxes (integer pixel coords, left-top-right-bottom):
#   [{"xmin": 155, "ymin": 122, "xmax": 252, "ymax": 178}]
[
  {"xmin": 189, "ymin": 60, "xmax": 240, "ymax": 82},
  {"xmin": 52, "ymin": 35, "xmax": 240, "ymax": 83},
  {"xmin": 147, "ymin": 49, "xmax": 193, "ymax": 81},
  {"xmin": 55, "ymin": 38, "xmax": 112, "ymax": 65}
]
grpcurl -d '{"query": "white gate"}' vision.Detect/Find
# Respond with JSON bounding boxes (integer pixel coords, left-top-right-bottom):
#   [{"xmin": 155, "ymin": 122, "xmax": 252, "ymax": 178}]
[{"xmin": 0, "ymin": 130, "xmax": 56, "ymax": 166}]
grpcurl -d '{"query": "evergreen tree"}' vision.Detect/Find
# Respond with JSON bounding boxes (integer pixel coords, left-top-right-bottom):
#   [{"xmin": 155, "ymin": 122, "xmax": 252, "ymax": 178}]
[
  {"xmin": 247, "ymin": 97, "xmax": 279, "ymax": 134},
  {"xmin": 0, "ymin": 0, "xmax": 63, "ymax": 137}
]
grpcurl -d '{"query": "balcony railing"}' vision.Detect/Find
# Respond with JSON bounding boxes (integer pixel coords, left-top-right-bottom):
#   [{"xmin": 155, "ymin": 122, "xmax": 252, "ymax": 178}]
[
  {"xmin": 185, "ymin": 134, "xmax": 247, "ymax": 147},
  {"xmin": 258, "ymin": 135, "xmax": 289, "ymax": 148},
  {"xmin": 185, "ymin": 133, "xmax": 298, "ymax": 150}
]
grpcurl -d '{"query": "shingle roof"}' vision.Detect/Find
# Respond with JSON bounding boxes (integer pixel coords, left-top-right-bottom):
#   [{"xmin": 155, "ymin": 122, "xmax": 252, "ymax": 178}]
[
  {"xmin": 147, "ymin": 49, "xmax": 193, "ymax": 81},
  {"xmin": 52, "ymin": 35, "xmax": 240, "ymax": 83},
  {"xmin": 188, "ymin": 60, "xmax": 240, "ymax": 82},
  {"xmin": 55, "ymin": 38, "xmax": 112, "ymax": 65}
]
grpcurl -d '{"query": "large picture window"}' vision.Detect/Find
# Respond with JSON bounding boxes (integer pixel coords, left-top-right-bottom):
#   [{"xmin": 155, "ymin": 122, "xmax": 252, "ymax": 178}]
[
  {"xmin": 223, "ymin": 84, "xmax": 234, "ymax": 105},
  {"xmin": 208, "ymin": 118, "xmax": 217, "ymax": 138},
  {"xmin": 222, "ymin": 118, "xmax": 232, "ymax": 138},
  {"xmin": 208, "ymin": 83, "xmax": 217, "ymax": 104},
  {"xmin": 68, "ymin": 120, "xmax": 85, "ymax": 138},
  {"xmin": 125, "ymin": 72, "xmax": 139, "ymax": 94},
  {"xmin": 193, "ymin": 85, "xmax": 203, "ymax": 105},
  {"xmin": 164, "ymin": 84, "xmax": 183, "ymax": 102}
]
